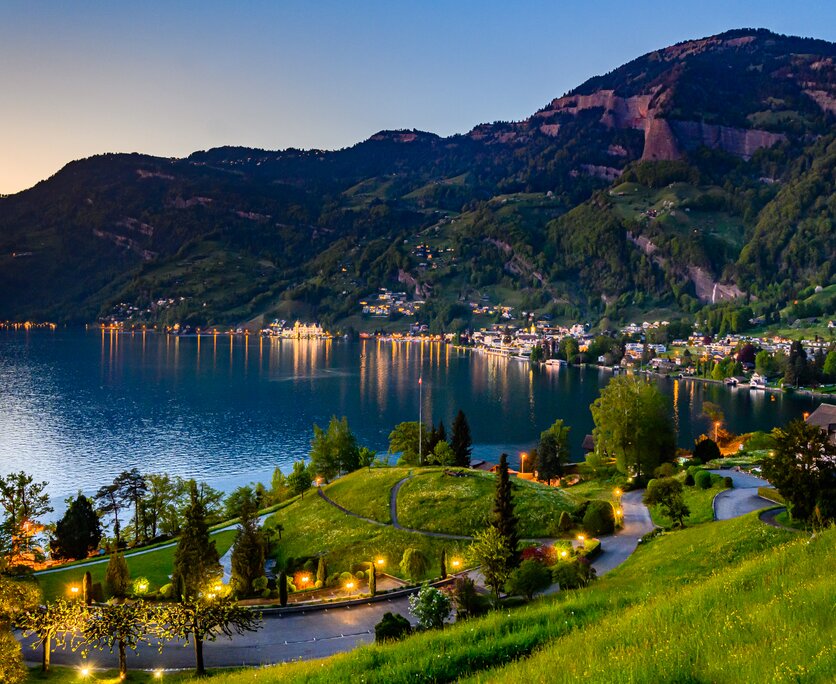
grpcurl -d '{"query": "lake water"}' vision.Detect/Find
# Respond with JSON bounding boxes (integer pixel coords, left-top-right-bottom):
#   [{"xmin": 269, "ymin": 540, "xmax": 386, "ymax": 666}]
[{"xmin": 0, "ymin": 330, "xmax": 828, "ymax": 512}]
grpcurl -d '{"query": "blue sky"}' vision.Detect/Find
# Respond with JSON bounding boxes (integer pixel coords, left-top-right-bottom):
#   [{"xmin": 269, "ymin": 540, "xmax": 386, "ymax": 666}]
[{"xmin": 1, "ymin": 0, "xmax": 834, "ymax": 193}]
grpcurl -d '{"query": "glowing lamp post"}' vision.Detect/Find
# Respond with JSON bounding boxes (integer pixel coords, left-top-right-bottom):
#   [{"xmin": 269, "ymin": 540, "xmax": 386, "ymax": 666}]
[{"xmin": 520, "ymin": 452, "xmax": 527, "ymax": 474}]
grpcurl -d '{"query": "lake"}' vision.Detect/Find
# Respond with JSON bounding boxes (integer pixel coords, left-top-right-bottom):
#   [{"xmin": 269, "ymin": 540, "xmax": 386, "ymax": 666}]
[{"xmin": 0, "ymin": 329, "xmax": 828, "ymax": 511}]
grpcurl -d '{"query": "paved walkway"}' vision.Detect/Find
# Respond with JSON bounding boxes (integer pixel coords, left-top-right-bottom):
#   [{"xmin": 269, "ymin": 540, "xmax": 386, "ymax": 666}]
[
  {"xmin": 589, "ymin": 489, "xmax": 655, "ymax": 575},
  {"xmin": 709, "ymin": 469, "xmax": 774, "ymax": 521}
]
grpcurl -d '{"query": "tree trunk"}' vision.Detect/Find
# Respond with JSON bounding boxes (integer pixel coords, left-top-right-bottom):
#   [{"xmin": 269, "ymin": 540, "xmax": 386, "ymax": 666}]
[
  {"xmin": 194, "ymin": 636, "xmax": 205, "ymax": 676},
  {"xmin": 118, "ymin": 639, "xmax": 127, "ymax": 677},
  {"xmin": 42, "ymin": 635, "xmax": 51, "ymax": 672}
]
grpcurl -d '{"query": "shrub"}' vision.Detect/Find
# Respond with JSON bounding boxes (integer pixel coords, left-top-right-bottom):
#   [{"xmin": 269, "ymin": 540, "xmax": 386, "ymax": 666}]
[
  {"xmin": 558, "ymin": 510, "xmax": 574, "ymax": 532},
  {"xmin": 279, "ymin": 570, "xmax": 288, "ymax": 607},
  {"xmin": 159, "ymin": 583, "xmax": 175, "ymax": 600},
  {"xmin": 408, "ymin": 583, "xmax": 452, "ymax": 630},
  {"xmin": 724, "ymin": 476, "xmax": 734, "ymax": 489},
  {"xmin": 654, "ymin": 463, "xmax": 677, "ymax": 478},
  {"xmin": 506, "ymin": 559, "xmax": 552, "ymax": 600},
  {"xmin": 374, "ymin": 612, "xmax": 412, "ymax": 642},
  {"xmin": 582, "ymin": 500, "xmax": 615, "ymax": 536},
  {"xmin": 551, "ymin": 557, "xmax": 596, "ymax": 590},
  {"xmin": 261, "ymin": 588, "xmax": 271, "ymax": 599},
  {"xmin": 400, "ymin": 548, "xmax": 429, "ymax": 581},
  {"xmin": 695, "ymin": 470, "xmax": 712, "ymax": 490},
  {"xmin": 355, "ymin": 570, "xmax": 365, "ymax": 580},
  {"xmin": 326, "ymin": 572, "xmax": 340, "ymax": 588},
  {"xmin": 759, "ymin": 487, "xmax": 785, "ymax": 504},
  {"xmin": 132, "ymin": 577, "xmax": 150, "ymax": 597},
  {"xmin": 339, "ymin": 571, "xmax": 353, "ymax": 582},
  {"xmin": 314, "ymin": 580, "xmax": 323, "ymax": 590},
  {"xmin": 572, "ymin": 500, "xmax": 590, "ymax": 524},
  {"xmin": 684, "ymin": 472, "xmax": 695, "ymax": 486},
  {"xmin": 105, "ymin": 552, "xmax": 130, "ymax": 598},
  {"xmin": 451, "ymin": 576, "xmax": 487, "ymax": 619},
  {"xmin": 252, "ymin": 576, "xmax": 269, "ymax": 593}
]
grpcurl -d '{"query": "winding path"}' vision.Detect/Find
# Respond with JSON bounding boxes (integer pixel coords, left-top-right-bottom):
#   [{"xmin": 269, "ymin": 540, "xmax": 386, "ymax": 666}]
[{"xmin": 709, "ymin": 469, "xmax": 774, "ymax": 521}]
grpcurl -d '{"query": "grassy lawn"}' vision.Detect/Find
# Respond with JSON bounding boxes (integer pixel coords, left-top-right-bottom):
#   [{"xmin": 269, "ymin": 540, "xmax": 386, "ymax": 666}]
[
  {"xmin": 395, "ymin": 469, "xmax": 576, "ymax": 538},
  {"xmin": 27, "ymin": 669, "xmax": 214, "ymax": 684},
  {"xmin": 647, "ymin": 482, "xmax": 726, "ymax": 528},
  {"xmin": 35, "ymin": 530, "xmax": 236, "ymax": 602},
  {"xmin": 112, "ymin": 514, "xmax": 809, "ymax": 684},
  {"xmin": 264, "ymin": 490, "xmax": 469, "ymax": 581},
  {"xmin": 561, "ymin": 477, "xmax": 625, "ymax": 503},
  {"xmin": 324, "ymin": 467, "xmax": 419, "ymax": 523}
]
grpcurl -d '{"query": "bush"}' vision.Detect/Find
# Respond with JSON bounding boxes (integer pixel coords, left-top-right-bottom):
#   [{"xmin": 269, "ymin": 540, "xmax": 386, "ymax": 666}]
[
  {"xmin": 252, "ymin": 576, "xmax": 269, "ymax": 593},
  {"xmin": 506, "ymin": 559, "xmax": 552, "ymax": 600},
  {"xmin": 355, "ymin": 570, "xmax": 365, "ymax": 580},
  {"xmin": 582, "ymin": 500, "xmax": 615, "ymax": 536},
  {"xmin": 261, "ymin": 588, "xmax": 271, "ymax": 599},
  {"xmin": 724, "ymin": 476, "xmax": 734, "ymax": 489},
  {"xmin": 451, "ymin": 576, "xmax": 487, "ymax": 619},
  {"xmin": 572, "ymin": 500, "xmax": 590, "ymax": 524},
  {"xmin": 408, "ymin": 583, "xmax": 452, "ymax": 630},
  {"xmin": 159, "ymin": 583, "xmax": 175, "ymax": 600},
  {"xmin": 695, "ymin": 470, "xmax": 712, "ymax": 490},
  {"xmin": 314, "ymin": 580, "xmax": 323, "ymax": 590},
  {"xmin": 400, "ymin": 548, "xmax": 429, "ymax": 581},
  {"xmin": 326, "ymin": 573, "xmax": 340, "ymax": 588},
  {"xmin": 759, "ymin": 487, "xmax": 785, "ymax": 504},
  {"xmin": 551, "ymin": 557, "xmax": 596, "ymax": 590},
  {"xmin": 558, "ymin": 510, "xmax": 574, "ymax": 532},
  {"xmin": 654, "ymin": 463, "xmax": 677, "ymax": 478},
  {"xmin": 339, "ymin": 571, "xmax": 353, "ymax": 582},
  {"xmin": 684, "ymin": 472, "xmax": 695, "ymax": 486},
  {"xmin": 375, "ymin": 612, "xmax": 412, "ymax": 642}
]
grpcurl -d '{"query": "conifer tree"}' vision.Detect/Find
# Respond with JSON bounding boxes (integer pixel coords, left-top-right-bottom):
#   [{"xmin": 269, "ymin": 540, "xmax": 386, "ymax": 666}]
[
  {"xmin": 491, "ymin": 453, "xmax": 520, "ymax": 567},
  {"xmin": 230, "ymin": 496, "xmax": 265, "ymax": 596},
  {"xmin": 278, "ymin": 570, "xmax": 288, "ymax": 607},
  {"xmin": 368, "ymin": 564, "xmax": 376, "ymax": 596},
  {"xmin": 52, "ymin": 493, "xmax": 102, "ymax": 560},
  {"xmin": 316, "ymin": 556, "xmax": 326, "ymax": 585},
  {"xmin": 451, "ymin": 410, "xmax": 472, "ymax": 467},
  {"xmin": 172, "ymin": 481, "xmax": 221, "ymax": 600},
  {"xmin": 440, "ymin": 548, "xmax": 447, "ymax": 580},
  {"xmin": 105, "ymin": 551, "xmax": 130, "ymax": 598}
]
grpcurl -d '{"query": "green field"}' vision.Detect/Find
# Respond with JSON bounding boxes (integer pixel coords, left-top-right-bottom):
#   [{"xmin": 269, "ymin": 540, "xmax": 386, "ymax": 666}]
[
  {"xmin": 263, "ymin": 488, "xmax": 469, "ymax": 580},
  {"xmin": 323, "ymin": 467, "xmax": 417, "ymax": 523},
  {"xmin": 396, "ymin": 470, "xmax": 576, "ymax": 538},
  {"xmin": 34, "ymin": 530, "xmax": 237, "ymax": 602}
]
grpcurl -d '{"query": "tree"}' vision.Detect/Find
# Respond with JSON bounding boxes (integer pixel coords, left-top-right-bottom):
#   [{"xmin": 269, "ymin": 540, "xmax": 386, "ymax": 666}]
[
  {"xmin": 230, "ymin": 496, "xmax": 266, "ymax": 596},
  {"xmin": 399, "ymin": 547, "xmax": 429, "ymax": 581},
  {"xmin": 94, "ymin": 483, "xmax": 124, "ymax": 547},
  {"xmin": 440, "ymin": 548, "xmax": 447, "ymax": 580},
  {"xmin": 316, "ymin": 556, "xmax": 327, "ymax": 586},
  {"xmin": 157, "ymin": 597, "xmax": 261, "ymax": 676},
  {"xmin": 269, "ymin": 467, "xmax": 289, "ymax": 504},
  {"xmin": 491, "ymin": 453, "xmax": 520, "ymax": 566},
  {"xmin": 408, "ymin": 583, "xmax": 452, "ymax": 630},
  {"xmin": 51, "ymin": 493, "xmax": 102, "ymax": 561},
  {"xmin": 451, "ymin": 576, "xmax": 484, "ymax": 619},
  {"xmin": 762, "ymin": 420, "xmax": 836, "ymax": 523},
  {"xmin": 368, "ymin": 563, "xmax": 376, "ymax": 596},
  {"xmin": 643, "ymin": 477, "xmax": 690, "ymax": 527},
  {"xmin": 3, "ymin": 576, "xmax": 43, "ymax": 679},
  {"xmin": 105, "ymin": 551, "xmax": 130, "ymax": 598},
  {"xmin": 142, "ymin": 474, "xmax": 180, "ymax": 539},
  {"xmin": 374, "ymin": 612, "xmax": 411, "ymax": 642},
  {"xmin": 427, "ymin": 420, "xmax": 447, "ymax": 455},
  {"xmin": 784, "ymin": 340, "xmax": 811, "ymax": 386},
  {"xmin": 309, "ymin": 416, "xmax": 361, "ymax": 481},
  {"xmin": 225, "ymin": 485, "xmax": 262, "ymax": 520},
  {"xmin": 82, "ymin": 601, "xmax": 155, "ymax": 678},
  {"xmin": 358, "ymin": 447, "xmax": 377, "ymax": 470},
  {"xmin": 115, "ymin": 468, "xmax": 148, "ymax": 545},
  {"xmin": 823, "ymin": 350, "xmax": 836, "ymax": 381},
  {"xmin": 172, "ymin": 481, "xmax": 221, "ymax": 600},
  {"xmin": 450, "ymin": 410, "xmax": 473, "ymax": 467},
  {"xmin": 692, "ymin": 438, "xmax": 721, "ymax": 465},
  {"xmin": 278, "ymin": 570, "xmax": 288, "ymax": 607},
  {"xmin": 590, "ymin": 375, "xmax": 675, "ymax": 481},
  {"xmin": 534, "ymin": 419, "xmax": 571, "ymax": 483},
  {"xmin": 429, "ymin": 441, "xmax": 456, "ymax": 466},
  {"xmin": 506, "ymin": 559, "xmax": 552, "ymax": 600},
  {"xmin": 287, "ymin": 460, "xmax": 313, "ymax": 498},
  {"xmin": 0, "ymin": 629, "xmax": 26, "ymax": 684},
  {"xmin": 755, "ymin": 350, "xmax": 778, "ymax": 376},
  {"xmin": 559, "ymin": 336, "xmax": 580, "ymax": 363},
  {"xmin": 470, "ymin": 526, "xmax": 512, "ymax": 605},
  {"xmin": 582, "ymin": 500, "xmax": 615, "ymax": 535},
  {"xmin": 0, "ymin": 471, "xmax": 53, "ymax": 563},
  {"xmin": 389, "ymin": 421, "xmax": 430, "ymax": 465}
]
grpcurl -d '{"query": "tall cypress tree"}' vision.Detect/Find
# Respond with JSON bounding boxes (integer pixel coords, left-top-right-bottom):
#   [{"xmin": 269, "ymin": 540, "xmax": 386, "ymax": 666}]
[
  {"xmin": 172, "ymin": 481, "xmax": 221, "ymax": 600},
  {"xmin": 230, "ymin": 497, "xmax": 265, "ymax": 596},
  {"xmin": 52, "ymin": 493, "xmax": 102, "ymax": 560},
  {"xmin": 491, "ymin": 453, "xmax": 520, "ymax": 567},
  {"xmin": 451, "ymin": 410, "xmax": 472, "ymax": 467}
]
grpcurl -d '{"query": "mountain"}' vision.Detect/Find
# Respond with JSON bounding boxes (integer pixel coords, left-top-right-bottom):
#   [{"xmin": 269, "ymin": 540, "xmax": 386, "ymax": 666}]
[{"xmin": 1, "ymin": 28, "xmax": 834, "ymax": 330}]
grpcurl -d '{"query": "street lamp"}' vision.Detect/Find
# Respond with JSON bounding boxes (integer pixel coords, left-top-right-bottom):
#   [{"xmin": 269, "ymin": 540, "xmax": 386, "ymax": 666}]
[
  {"xmin": 346, "ymin": 581, "xmax": 355, "ymax": 593},
  {"xmin": 69, "ymin": 585, "xmax": 80, "ymax": 597},
  {"xmin": 520, "ymin": 452, "xmax": 527, "ymax": 474},
  {"xmin": 714, "ymin": 421, "xmax": 720, "ymax": 442},
  {"xmin": 451, "ymin": 559, "xmax": 461, "ymax": 569},
  {"xmin": 375, "ymin": 558, "xmax": 385, "ymax": 568}
]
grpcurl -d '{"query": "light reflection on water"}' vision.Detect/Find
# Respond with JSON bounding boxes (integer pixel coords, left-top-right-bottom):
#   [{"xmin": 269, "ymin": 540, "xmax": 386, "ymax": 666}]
[{"xmin": 0, "ymin": 330, "xmax": 826, "ymax": 508}]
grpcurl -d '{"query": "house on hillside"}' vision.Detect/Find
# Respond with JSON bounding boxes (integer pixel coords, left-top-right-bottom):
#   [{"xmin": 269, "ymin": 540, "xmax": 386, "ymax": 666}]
[{"xmin": 805, "ymin": 404, "xmax": 836, "ymax": 445}]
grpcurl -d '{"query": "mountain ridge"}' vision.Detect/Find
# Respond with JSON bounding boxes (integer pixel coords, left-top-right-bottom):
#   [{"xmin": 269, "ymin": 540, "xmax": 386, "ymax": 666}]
[{"xmin": 1, "ymin": 28, "xmax": 834, "ymax": 330}]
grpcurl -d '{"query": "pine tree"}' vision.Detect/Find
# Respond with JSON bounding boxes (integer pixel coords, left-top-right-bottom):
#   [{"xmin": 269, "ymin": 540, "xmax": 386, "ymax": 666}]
[
  {"xmin": 491, "ymin": 453, "xmax": 520, "ymax": 567},
  {"xmin": 316, "ymin": 556, "xmax": 326, "ymax": 585},
  {"xmin": 52, "ymin": 493, "xmax": 102, "ymax": 560},
  {"xmin": 451, "ymin": 410, "xmax": 472, "ymax": 467},
  {"xmin": 230, "ymin": 497, "xmax": 265, "ymax": 596},
  {"xmin": 172, "ymin": 481, "xmax": 221, "ymax": 600},
  {"xmin": 440, "ymin": 548, "xmax": 447, "ymax": 579}
]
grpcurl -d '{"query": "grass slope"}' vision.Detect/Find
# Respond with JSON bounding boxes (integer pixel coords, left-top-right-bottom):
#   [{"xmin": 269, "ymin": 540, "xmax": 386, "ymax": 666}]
[
  {"xmin": 396, "ymin": 469, "xmax": 576, "ymax": 538},
  {"xmin": 35, "ymin": 531, "xmax": 237, "ymax": 601},
  {"xmin": 323, "ymin": 467, "xmax": 417, "ymax": 523},
  {"xmin": 647, "ymin": 481, "xmax": 726, "ymax": 527}
]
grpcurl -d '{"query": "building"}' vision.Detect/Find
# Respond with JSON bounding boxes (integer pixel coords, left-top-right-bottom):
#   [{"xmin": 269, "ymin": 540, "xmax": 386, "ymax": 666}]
[{"xmin": 805, "ymin": 404, "xmax": 836, "ymax": 445}]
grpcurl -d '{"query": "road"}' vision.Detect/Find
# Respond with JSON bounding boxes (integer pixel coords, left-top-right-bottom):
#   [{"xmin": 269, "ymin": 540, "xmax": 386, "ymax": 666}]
[
  {"xmin": 709, "ymin": 469, "xmax": 773, "ymax": 521},
  {"xmin": 590, "ymin": 489, "xmax": 654, "ymax": 575},
  {"xmin": 20, "ymin": 594, "xmax": 417, "ymax": 669}
]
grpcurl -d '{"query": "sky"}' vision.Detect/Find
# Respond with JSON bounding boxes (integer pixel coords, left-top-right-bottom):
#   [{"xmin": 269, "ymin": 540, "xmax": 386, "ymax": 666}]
[{"xmin": 1, "ymin": 0, "xmax": 834, "ymax": 194}]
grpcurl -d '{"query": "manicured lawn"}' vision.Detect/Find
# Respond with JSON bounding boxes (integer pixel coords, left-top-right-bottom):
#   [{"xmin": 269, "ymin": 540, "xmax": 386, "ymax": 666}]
[
  {"xmin": 264, "ymin": 490, "xmax": 469, "ymax": 581},
  {"xmin": 561, "ymin": 477, "xmax": 625, "ymax": 503},
  {"xmin": 35, "ymin": 530, "xmax": 236, "ymax": 601},
  {"xmin": 395, "ymin": 469, "xmax": 576, "ymax": 538},
  {"xmin": 324, "ymin": 467, "xmax": 419, "ymax": 523},
  {"xmin": 647, "ymin": 482, "xmax": 726, "ymax": 528}
]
